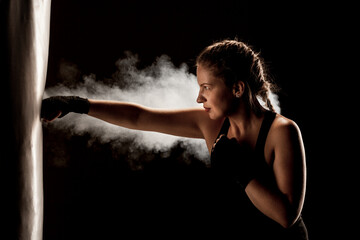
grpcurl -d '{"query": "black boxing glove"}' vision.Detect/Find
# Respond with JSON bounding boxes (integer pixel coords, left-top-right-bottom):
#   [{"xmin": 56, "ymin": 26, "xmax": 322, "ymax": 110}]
[
  {"xmin": 41, "ymin": 96, "xmax": 90, "ymax": 121},
  {"xmin": 211, "ymin": 135, "xmax": 266, "ymax": 188}
]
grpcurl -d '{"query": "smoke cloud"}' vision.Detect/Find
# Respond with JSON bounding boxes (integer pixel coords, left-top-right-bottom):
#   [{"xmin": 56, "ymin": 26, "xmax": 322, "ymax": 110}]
[
  {"xmin": 44, "ymin": 52, "xmax": 281, "ymax": 169},
  {"xmin": 44, "ymin": 52, "xmax": 209, "ymax": 167}
]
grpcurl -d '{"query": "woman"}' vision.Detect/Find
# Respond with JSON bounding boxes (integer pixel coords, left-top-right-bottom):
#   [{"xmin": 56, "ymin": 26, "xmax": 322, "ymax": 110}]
[{"xmin": 41, "ymin": 40, "xmax": 308, "ymax": 239}]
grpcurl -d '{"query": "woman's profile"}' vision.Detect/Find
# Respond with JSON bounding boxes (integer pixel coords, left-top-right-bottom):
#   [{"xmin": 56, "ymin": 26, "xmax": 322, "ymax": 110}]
[{"xmin": 42, "ymin": 39, "xmax": 308, "ymax": 239}]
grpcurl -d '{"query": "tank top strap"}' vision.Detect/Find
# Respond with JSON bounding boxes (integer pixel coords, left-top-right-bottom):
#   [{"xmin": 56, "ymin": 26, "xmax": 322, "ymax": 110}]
[{"xmin": 254, "ymin": 111, "xmax": 277, "ymax": 156}]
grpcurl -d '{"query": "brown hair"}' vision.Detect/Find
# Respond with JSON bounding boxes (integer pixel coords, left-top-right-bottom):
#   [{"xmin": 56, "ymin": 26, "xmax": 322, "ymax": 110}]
[{"xmin": 196, "ymin": 39, "xmax": 277, "ymax": 115}]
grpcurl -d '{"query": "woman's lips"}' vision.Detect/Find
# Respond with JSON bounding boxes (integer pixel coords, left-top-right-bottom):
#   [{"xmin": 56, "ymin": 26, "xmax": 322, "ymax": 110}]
[{"xmin": 204, "ymin": 107, "xmax": 210, "ymax": 112}]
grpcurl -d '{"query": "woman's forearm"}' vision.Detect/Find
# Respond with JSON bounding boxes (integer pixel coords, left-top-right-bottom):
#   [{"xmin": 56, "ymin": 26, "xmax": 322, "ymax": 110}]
[
  {"xmin": 245, "ymin": 179, "xmax": 300, "ymax": 228},
  {"xmin": 88, "ymin": 99, "xmax": 144, "ymax": 130}
]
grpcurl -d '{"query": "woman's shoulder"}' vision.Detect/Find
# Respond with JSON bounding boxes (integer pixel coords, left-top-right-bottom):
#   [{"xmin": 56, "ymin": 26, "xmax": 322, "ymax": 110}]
[
  {"xmin": 195, "ymin": 112, "xmax": 226, "ymax": 151},
  {"xmin": 269, "ymin": 113, "xmax": 303, "ymax": 144},
  {"xmin": 273, "ymin": 113, "xmax": 299, "ymax": 127}
]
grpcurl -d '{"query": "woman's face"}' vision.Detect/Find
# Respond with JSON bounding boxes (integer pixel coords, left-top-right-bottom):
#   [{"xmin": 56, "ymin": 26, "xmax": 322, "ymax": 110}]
[{"xmin": 196, "ymin": 64, "xmax": 234, "ymax": 120}]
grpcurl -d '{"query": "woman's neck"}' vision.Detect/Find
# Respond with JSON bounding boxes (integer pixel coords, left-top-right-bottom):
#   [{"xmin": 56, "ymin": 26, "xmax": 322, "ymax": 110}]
[{"xmin": 227, "ymin": 105, "xmax": 264, "ymax": 144}]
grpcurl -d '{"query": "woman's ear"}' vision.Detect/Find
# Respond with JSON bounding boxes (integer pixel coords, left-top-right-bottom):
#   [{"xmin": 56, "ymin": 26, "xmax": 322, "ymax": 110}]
[{"xmin": 233, "ymin": 81, "xmax": 245, "ymax": 98}]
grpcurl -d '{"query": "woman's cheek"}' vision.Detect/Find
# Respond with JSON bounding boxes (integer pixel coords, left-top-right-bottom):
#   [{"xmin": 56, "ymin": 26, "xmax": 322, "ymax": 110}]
[{"xmin": 209, "ymin": 108, "xmax": 225, "ymax": 120}]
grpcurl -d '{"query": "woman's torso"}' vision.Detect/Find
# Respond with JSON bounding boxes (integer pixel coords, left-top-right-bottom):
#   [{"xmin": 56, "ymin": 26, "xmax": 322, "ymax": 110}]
[{"xmin": 208, "ymin": 110, "xmax": 308, "ymax": 240}]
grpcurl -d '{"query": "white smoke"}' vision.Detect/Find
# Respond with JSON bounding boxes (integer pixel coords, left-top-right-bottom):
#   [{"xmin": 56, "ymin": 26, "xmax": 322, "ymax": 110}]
[{"xmin": 44, "ymin": 52, "xmax": 210, "ymax": 165}]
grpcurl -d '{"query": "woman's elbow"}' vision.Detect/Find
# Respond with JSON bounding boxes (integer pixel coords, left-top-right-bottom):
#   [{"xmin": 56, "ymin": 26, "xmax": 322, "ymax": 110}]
[
  {"xmin": 279, "ymin": 219, "xmax": 295, "ymax": 229},
  {"xmin": 278, "ymin": 210, "xmax": 300, "ymax": 229}
]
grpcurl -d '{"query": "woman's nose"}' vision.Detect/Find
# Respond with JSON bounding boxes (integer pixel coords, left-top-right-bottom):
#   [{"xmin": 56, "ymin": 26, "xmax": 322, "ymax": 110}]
[{"xmin": 197, "ymin": 93, "xmax": 205, "ymax": 103}]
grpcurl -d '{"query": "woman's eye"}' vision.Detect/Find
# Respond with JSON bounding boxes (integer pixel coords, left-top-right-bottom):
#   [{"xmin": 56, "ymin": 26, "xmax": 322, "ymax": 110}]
[{"xmin": 204, "ymin": 86, "xmax": 210, "ymax": 90}]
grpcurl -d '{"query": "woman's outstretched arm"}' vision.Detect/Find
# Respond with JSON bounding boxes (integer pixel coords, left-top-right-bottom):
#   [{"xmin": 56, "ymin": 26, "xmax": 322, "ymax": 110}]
[
  {"xmin": 88, "ymin": 99, "xmax": 207, "ymax": 139},
  {"xmin": 41, "ymin": 96, "xmax": 224, "ymax": 151}
]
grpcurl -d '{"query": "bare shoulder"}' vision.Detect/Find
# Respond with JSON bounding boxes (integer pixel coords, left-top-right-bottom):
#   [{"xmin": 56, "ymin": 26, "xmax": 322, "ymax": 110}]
[
  {"xmin": 205, "ymin": 122, "xmax": 225, "ymax": 150},
  {"xmin": 193, "ymin": 111, "xmax": 225, "ymax": 151},
  {"xmin": 267, "ymin": 113, "xmax": 305, "ymax": 161},
  {"xmin": 270, "ymin": 114, "xmax": 302, "ymax": 141}
]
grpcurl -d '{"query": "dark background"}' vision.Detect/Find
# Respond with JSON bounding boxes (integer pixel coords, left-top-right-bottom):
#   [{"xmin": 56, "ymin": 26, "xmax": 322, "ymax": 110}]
[{"xmin": 43, "ymin": 0, "xmax": 353, "ymax": 239}]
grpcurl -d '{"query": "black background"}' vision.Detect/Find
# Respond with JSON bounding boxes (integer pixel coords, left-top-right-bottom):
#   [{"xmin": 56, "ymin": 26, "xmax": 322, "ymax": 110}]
[{"xmin": 43, "ymin": 0, "xmax": 353, "ymax": 239}]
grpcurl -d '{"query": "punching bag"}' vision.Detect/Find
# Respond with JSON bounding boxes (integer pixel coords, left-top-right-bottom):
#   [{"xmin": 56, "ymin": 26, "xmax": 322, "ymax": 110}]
[{"xmin": 0, "ymin": 0, "xmax": 51, "ymax": 239}]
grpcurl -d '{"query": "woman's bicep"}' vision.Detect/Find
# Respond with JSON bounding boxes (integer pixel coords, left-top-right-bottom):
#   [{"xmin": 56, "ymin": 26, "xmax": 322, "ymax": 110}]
[
  {"xmin": 272, "ymin": 121, "xmax": 306, "ymax": 211},
  {"xmin": 137, "ymin": 107, "xmax": 209, "ymax": 139}
]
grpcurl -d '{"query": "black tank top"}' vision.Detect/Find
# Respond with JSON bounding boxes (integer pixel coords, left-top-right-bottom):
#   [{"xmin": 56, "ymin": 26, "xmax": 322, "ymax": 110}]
[{"xmin": 209, "ymin": 111, "xmax": 308, "ymax": 240}]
